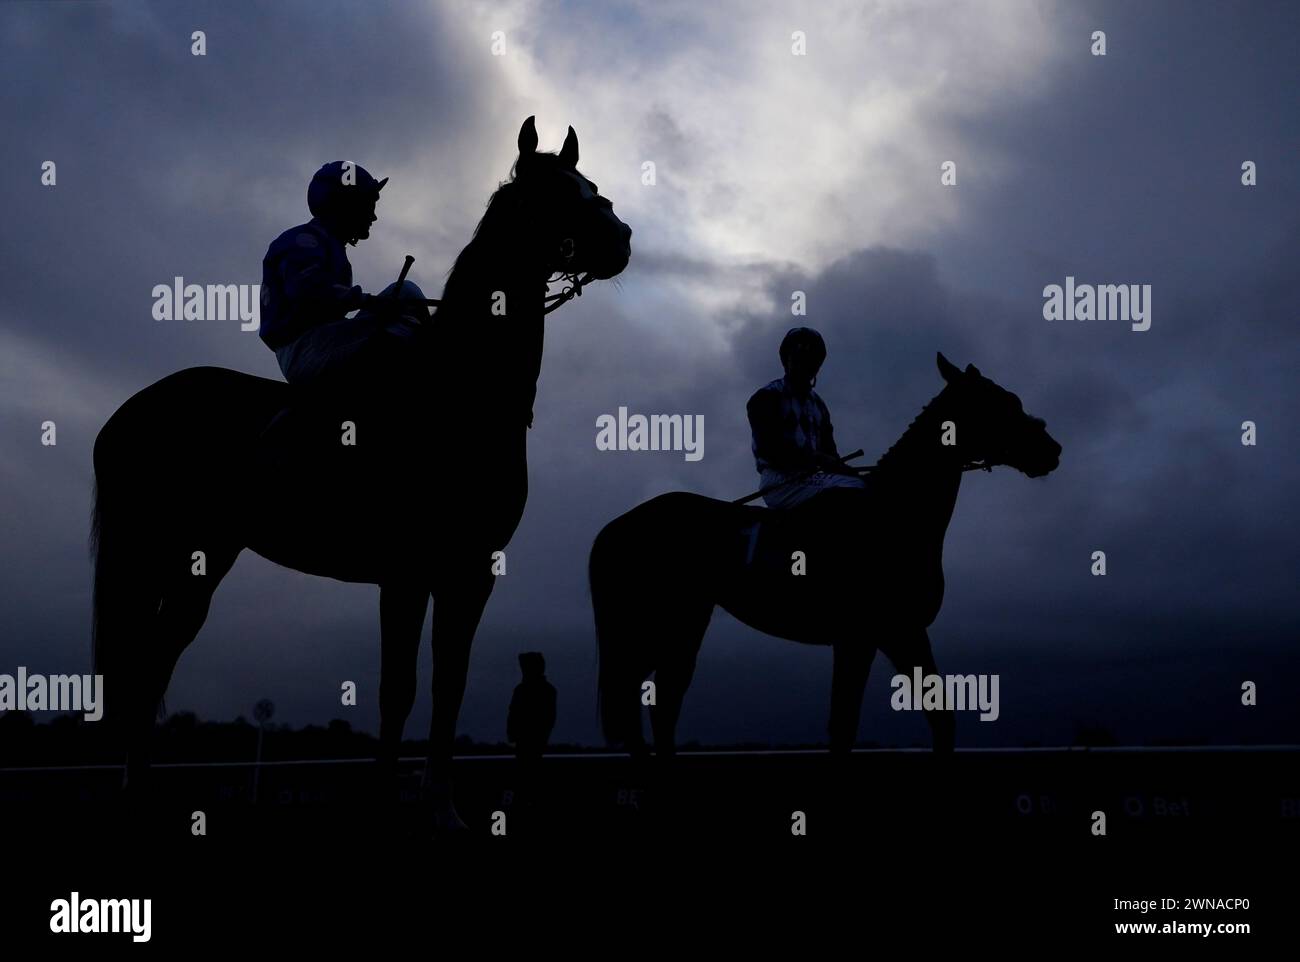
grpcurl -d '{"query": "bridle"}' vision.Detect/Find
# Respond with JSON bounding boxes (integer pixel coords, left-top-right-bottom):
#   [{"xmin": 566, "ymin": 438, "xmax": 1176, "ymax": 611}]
[
  {"xmin": 543, "ymin": 235, "xmax": 593, "ymax": 314},
  {"xmin": 543, "ymin": 244, "xmax": 593, "ymax": 314},
  {"xmin": 400, "ymin": 236, "xmax": 594, "ymax": 317},
  {"xmin": 544, "ymin": 270, "xmax": 593, "ymax": 314}
]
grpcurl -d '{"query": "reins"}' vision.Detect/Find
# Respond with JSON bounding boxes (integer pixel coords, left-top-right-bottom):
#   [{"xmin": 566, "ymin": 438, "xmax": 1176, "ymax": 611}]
[
  {"xmin": 383, "ymin": 262, "xmax": 591, "ymax": 316},
  {"xmin": 855, "ymin": 459, "xmax": 996, "ymax": 476},
  {"xmin": 734, "ymin": 450, "xmax": 995, "ymax": 506}
]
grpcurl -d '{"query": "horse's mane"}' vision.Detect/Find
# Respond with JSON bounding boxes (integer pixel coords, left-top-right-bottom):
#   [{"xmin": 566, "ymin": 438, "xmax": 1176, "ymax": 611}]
[
  {"xmin": 440, "ymin": 182, "xmax": 521, "ymax": 289},
  {"xmin": 869, "ymin": 384, "xmax": 952, "ymax": 475},
  {"xmin": 425, "ymin": 153, "xmax": 570, "ymax": 413},
  {"xmin": 438, "ymin": 151, "xmax": 568, "ymax": 299}
]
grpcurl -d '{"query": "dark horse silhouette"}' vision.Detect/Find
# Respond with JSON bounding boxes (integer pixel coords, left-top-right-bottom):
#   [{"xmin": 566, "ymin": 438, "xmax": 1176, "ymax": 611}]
[
  {"xmin": 90, "ymin": 117, "xmax": 631, "ymax": 830},
  {"xmin": 590, "ymin": 354, "xmax": 1060, "ymax": 756}
]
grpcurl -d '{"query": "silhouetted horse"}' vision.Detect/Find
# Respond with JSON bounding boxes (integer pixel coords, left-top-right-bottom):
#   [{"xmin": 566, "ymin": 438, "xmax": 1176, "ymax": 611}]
[
  {"xmin": 590, "ymin": 354, "xmax": 1060, "ymax": 756},
  {"xmin": 91, "ymin": 117, "xmax": 630, "ymax": 829}
]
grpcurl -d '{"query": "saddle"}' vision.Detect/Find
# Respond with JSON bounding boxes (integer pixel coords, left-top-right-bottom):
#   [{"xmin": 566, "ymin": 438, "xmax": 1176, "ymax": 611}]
[
  {"xmin": 734, "ymin": 487, "xmax": 871, "ymax": 580},
  {"xmin": 256, "ymin": 380, "xmax": 419, "ymax": 477}
]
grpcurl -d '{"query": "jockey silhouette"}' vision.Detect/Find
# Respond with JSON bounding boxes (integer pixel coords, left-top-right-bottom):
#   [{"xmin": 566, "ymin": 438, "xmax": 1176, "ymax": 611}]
[
  {"xmin": 746, "ymin": 327, "xmax": 866, "ymax": 509},
  {"xmin": 259, "ymin": 161, "xmax": 427, "ymax": 394}
]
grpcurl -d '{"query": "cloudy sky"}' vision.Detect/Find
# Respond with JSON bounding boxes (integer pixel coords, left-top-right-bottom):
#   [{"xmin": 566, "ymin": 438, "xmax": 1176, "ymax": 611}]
[{"xmin": 2, "ymin": 0, "xmax": 1296, "ymax": 749}]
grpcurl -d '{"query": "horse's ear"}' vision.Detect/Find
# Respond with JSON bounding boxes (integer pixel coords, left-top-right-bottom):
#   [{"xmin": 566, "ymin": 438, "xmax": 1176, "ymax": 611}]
[
  {"xmin": 559, "ymin": 126, "xmax": 579, "ymax": 168},
  {"xmin": 937, "ymin": 352, "xmax": 962, "ymax": 383},
  {"xmin": 517, "ymin": 116, "xmax": 539, "ymax": 157},
  {"xmin": 965, "ymin": 363, "xmax": 981, "ymax": 377}
]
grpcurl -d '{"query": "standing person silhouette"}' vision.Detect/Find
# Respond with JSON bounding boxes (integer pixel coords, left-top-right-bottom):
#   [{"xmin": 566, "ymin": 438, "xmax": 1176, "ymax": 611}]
[
  {"xmin": 507, "ymin": 652, "xmax": 557, "ymax": 760},
  {"xmin": 746, "ymin": 327, "xmax": 866, "ymax": 509},
  {"xmin": 507, "ymin": 652, "xmax": 556, "ymax": 816}
]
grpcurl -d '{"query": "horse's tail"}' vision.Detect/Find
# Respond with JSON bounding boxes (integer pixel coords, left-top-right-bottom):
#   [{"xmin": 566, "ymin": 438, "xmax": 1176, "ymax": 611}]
[{"xmin": 590, "ymin": 515, "xmax": 647, "ymax": 754}]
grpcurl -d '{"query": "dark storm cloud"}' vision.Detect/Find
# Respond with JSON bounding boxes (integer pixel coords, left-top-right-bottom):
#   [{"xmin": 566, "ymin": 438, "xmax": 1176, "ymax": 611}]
[
  {"xmin": 1, "ymin": 1, "xmax": 1295, "ymax": 749},
  {"xmin": 2, "ymin": 0, "xmax": 508, "ymax": 391}
]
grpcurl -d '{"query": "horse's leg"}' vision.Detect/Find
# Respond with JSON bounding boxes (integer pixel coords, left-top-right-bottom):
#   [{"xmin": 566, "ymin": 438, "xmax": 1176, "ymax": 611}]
[
  {"xmin": 377, "ymin": 583, "xmax": 430, "ymax": 785},
  {"xmin": 884, "ymin": 628, "xmax": 955, "ymax": 753},
  {"xmin": 649, "ymin": 602, "xmax": 713, "ymax": 759},
  {"xmin": 829, "ymin": 642, "xmax": 876, "ymax": 755},
  {"xmin": 123, "ymin": 547, "xmax": 240, "ymax": 794},
  {"xmin": 421, "ymin": 565, "xmax": 496, "ymax": 831}
]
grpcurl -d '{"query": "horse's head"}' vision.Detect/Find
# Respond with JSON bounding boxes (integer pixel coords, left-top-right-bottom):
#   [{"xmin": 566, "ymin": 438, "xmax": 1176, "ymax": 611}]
[
  {"xmin": 937, "ymin": 352, "xmax": 1061, "ymax": 478},
  {"xmin": 512, "ymin": 116, "xmax": 632, "ymax": 284}
]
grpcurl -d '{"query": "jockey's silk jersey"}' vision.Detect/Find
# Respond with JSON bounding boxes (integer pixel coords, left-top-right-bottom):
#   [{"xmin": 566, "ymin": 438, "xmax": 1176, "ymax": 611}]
[
  {"xmin": 747, "ymin": 377, "xmax": 862, "ymax": 508},
  {"xmin": 746, "ymin": 377, "xmax": 841, "ymax": 476},
  {"xmin": 259, "ymin": 218, "xmax": 364, "ymax": 351}
]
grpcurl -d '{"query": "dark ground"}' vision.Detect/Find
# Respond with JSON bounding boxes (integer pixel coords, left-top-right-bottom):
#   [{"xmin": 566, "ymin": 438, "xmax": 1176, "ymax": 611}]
[
  {"xmin": 4, "ymin": 747, "xmax": 1296, "ymax": 840},
  {"xmin": 2, "ymin": 748, "xmax": 1291, "ymax": 944}
]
